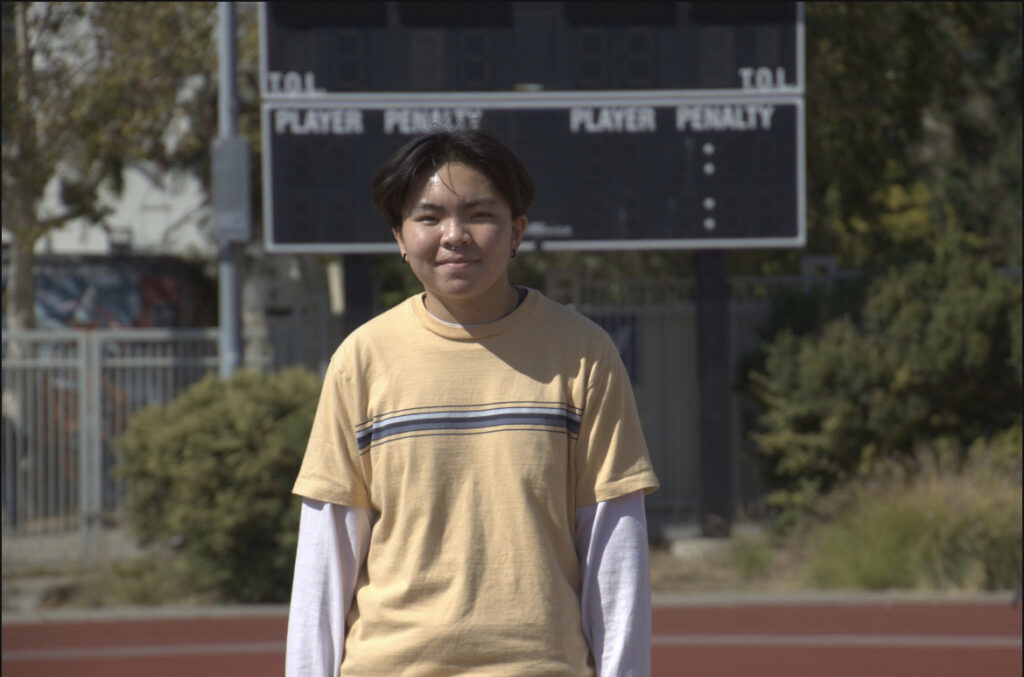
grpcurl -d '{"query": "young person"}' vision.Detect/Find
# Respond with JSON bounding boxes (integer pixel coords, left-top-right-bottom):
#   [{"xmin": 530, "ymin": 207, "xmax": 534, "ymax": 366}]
[{"xmin": 286, "ymin": 128, "xmax": 659, "ymax": 676}]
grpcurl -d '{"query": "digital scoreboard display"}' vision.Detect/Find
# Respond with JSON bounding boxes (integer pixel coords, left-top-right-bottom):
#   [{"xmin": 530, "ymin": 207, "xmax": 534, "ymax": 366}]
[
  {"xmin": 259, "ymin": 2, "xmax": 805, "ymax": 253},
  {"xmin": 263, "ymin": 2, "xmax": 799, "ymax": 93}
]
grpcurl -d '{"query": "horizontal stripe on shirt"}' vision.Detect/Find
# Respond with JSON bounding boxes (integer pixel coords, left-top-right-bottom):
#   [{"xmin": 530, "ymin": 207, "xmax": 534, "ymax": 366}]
[{"xmin": 357, "ymin": 404, "xmax": 582, "ymax": 451}]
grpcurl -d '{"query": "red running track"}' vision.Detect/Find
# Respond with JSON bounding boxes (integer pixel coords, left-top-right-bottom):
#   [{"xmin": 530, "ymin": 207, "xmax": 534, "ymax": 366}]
[
  {"xmin": 651, "ymin": 600, "xmax": 1021, "ymax": 677},
  {"xmin": 3, "ymin": 599, "xmax": 1020, "ymax": 677}
]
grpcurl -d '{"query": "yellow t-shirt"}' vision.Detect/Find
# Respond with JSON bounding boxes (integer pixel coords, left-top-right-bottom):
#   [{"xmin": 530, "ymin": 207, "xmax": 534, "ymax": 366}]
[{"xmin": 294, "ymin": 289, "xmax": 659, "ymax": 677}]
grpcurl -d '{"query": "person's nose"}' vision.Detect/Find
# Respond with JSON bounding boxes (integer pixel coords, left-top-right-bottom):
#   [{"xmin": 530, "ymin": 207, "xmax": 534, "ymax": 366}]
[{"xmin": 440, "ymin": 217, "xmax": 471, "ymax": 250}]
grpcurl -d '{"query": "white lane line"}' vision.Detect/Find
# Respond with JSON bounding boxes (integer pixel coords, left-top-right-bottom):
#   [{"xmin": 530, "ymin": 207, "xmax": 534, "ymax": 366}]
[
  {"xmin": 653, "ymin": 635, "xmax": 1022, "ymax": 648},
  {"xmin": 1, "ymin": 641, "xmax": 286, "ymax": 662}
]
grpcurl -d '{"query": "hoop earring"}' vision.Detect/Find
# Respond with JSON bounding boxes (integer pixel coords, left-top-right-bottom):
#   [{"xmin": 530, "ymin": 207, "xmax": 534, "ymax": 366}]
[{"xmin": 401, "ymin": 252, "xmax": 408, "ymax": 263}]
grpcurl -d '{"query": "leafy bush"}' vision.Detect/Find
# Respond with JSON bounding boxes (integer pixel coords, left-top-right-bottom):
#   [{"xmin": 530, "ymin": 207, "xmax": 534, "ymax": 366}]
[
  {"xmin": 116, "ymin": 368, "xmax": 322, "ymax": 603},
  {"xmin": 803, "ymin": 437, "xmax": 1022, "ymax": 591},
  {"xmin": 748, "ymin": 250, "xmax": 1021, "ymax": 521}
]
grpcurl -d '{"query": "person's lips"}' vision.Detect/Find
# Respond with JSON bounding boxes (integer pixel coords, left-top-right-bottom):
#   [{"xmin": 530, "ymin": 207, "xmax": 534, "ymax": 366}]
[{"xmin": 437, "ymin": 257, "xmax": 477, "ymax": 266}]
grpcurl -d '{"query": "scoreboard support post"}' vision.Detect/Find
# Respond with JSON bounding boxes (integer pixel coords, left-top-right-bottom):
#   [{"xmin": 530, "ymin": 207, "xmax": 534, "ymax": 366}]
[
  {"xmin": 342, "ymin": 254, "xmax": 375, "ymax": 338},
  {"xmin": 696, "ymin": 250, "xmax": 734, "ymax": 537}
]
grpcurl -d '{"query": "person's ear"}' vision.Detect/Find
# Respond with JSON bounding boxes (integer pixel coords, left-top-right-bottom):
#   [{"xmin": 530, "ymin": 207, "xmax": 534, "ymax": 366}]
[
  {"xmin": 511, "ymin": 216, "xmax": 527, "ymax": 250},
  {"xmin": 392, "ymin": 227, "xmax": 406, "ymax": 260}
]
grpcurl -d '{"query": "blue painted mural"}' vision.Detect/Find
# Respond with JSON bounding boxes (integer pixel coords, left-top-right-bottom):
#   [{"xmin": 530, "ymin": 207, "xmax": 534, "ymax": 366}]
[{"xmin": 2, "ymin": 255, "xmax": 216, "ymax": 329}]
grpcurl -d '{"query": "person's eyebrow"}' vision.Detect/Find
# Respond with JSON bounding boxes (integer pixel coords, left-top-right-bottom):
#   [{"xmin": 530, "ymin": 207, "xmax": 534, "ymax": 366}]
[
  {"xmin": 408, "ymin": 197, "xmax": 498, "ymax": 213},
  {"xmin": 464, "ymin": 198, "xmax": 499, "ymax": 208},
  {"xmin": 409, "ymin": 201, "xmax": 443, "ymax": 211}
]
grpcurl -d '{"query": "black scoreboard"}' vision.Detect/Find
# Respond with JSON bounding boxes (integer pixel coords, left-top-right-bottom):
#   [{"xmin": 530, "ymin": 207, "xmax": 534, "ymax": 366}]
[{"xmin": 260, "ymin": 2, "xmax": 805, "ymax": 253}]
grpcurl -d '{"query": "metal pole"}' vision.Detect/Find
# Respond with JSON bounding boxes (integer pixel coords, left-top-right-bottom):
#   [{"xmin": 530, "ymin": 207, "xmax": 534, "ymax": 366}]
[
  {"xmin": 342, "ymin": 256, "xmax": 375, "ymax": 338},
  {"xmin": 81, "ymin": 332, "xmax": 102, "ymax": 563},
  {"xmin": 695, "ymin": 250, "xmax": 734, "ymax": 537},
  {"xmin": 217, "ymin": 2, "xmax": 242, "ymax": 378},
  {"xmin": 218, "ymin": 3, "xmax": 238, "ymax": 138}
]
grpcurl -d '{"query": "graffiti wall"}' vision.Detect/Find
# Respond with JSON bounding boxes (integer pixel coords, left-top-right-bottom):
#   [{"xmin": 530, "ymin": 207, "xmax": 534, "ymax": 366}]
[{"xmin": 2, "ymin": 255, "xmax": 217, "ymax": 329}]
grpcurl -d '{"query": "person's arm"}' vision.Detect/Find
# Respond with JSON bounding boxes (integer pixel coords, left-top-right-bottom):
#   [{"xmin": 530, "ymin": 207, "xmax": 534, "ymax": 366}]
[
  {"xmin": 575, "ymin": 490, "xmax": 652, "ymax": 677},
  {"xmin": 286, "ymin": 498, "xmax": 372, "ymax": 677}
]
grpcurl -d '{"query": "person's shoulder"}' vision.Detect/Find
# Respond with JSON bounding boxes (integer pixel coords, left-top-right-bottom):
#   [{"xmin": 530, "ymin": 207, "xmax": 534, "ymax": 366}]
[
  {"xmin": 356, "ymin": 295, "xmax": 419, "ymax": 338},
  {"xmin": 528, "ymin": 291, "xmax": 618, "ymax": 352},
  {"xmin": 327, "ymin": 295, "xmax": 418, "ymax": 367},
  {"xmin": 531, "ymin": 291, "xmax": 603, "ymax": 332}
]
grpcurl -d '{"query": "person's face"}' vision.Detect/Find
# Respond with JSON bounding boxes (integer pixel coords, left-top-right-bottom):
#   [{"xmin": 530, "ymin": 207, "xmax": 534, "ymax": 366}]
[{"xmin": 394, "ymin": 162, "xmax": 526, "ymax": 324}]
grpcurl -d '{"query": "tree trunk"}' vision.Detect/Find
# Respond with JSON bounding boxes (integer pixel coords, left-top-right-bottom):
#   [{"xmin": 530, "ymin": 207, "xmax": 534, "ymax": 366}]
[
  {"xmin": 6, "ymin": 234, "xmax": 37, "ymax": 331},
  {"xmin": 6, "ymin": 2, "xmax": 38, "ymax": 332}
]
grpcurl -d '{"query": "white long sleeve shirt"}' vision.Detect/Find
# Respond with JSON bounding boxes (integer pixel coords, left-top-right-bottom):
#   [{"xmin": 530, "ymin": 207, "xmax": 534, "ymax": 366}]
[{"xmin": 286, "ymin": 490, "xmax": 651, "ymax": 677}]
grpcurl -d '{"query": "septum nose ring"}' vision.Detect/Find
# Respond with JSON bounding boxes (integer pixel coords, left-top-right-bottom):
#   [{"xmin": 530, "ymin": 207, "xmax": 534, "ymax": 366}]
[{"xmin": 443, "ymin": 241, "xmax": 466, "ymax": 251}]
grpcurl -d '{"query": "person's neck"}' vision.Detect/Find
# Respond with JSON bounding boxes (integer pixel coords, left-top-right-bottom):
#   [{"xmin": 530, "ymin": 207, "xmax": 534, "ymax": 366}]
[{"xmin": 423, "ymin": 285, "xmax": 521, "ymax": 326}]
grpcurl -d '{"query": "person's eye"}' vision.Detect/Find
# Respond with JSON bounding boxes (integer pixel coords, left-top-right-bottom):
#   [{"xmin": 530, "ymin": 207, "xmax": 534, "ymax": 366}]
[
  {"xmin": 415, "ymin": 215, "xmax": 439, "ymax": 224},
  {"xmin": 472, "ymin": 211, "xmax": 494, "ymax": 219}
]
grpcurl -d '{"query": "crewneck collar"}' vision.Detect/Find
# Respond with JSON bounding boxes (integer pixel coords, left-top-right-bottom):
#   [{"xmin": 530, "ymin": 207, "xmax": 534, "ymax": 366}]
[{"xmin": 410, "ymin": 287, "xmax": 539, "ymax": 340}]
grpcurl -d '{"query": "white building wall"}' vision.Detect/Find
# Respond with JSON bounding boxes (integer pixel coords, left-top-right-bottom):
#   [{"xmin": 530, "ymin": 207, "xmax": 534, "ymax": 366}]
[{"xmin": 2, "ymin": 166, "xmax": 213, "ymax": 259}]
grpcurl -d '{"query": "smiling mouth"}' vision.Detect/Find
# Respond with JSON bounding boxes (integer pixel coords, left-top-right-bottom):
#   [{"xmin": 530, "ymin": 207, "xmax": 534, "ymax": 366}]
[{"xmin": 438, "ymin": 259, "xmax": 477, "ymax": 265}]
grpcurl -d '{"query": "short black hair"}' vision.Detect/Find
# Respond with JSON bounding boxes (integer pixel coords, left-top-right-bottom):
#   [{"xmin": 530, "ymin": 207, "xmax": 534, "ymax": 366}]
[{"xmin": 371, "ymin": 128, "xmax": 536, "ymax": 230}]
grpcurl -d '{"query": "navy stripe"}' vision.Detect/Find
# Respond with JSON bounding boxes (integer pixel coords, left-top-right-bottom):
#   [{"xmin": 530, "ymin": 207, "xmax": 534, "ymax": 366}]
[{"xmin": 356, "ymin": 409, "xmax": 581, "ymax": 450}]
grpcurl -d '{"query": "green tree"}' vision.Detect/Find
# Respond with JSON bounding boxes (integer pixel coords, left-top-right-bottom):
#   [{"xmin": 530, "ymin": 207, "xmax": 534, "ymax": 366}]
[
  {"xmin": 919, "ymin": 3, "xmax": 1022, "ymax": 267},
  {"xmin": 801, "ymin": 2, "xmax": 1021, "ymax": 268},
  {"xmin": 2, "ymin": 2, "xmax": 262, "ymax": 329},
  {"xmin": 740, "ymin": 4, "xmax": 1022, "ymax": 522}
]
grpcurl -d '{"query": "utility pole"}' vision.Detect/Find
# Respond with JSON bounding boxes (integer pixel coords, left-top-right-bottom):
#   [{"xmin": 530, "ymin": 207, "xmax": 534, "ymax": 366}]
[{"xmin": 213, "ymin": 2, "xmax": 250, "ymax": 378}]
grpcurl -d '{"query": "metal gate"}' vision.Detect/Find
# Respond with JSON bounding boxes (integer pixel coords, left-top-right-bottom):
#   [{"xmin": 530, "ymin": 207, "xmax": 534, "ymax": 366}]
[{"xmin": 2, "ymin": 329, "xmax": 221, "ymax": 564}]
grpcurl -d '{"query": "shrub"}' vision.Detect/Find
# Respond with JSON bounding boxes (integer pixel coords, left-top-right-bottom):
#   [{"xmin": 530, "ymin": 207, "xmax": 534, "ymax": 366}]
[
  {"xmin": 116, "ymin": 368, "xmax": 322, "ymax": 603},
  {"xmin": 803, "ymin": 437, "xmax": 1022, "ymax": 591},
  {"xmin": 749, "ymin": 251, "xmax": 1021, "ymax": 521}
]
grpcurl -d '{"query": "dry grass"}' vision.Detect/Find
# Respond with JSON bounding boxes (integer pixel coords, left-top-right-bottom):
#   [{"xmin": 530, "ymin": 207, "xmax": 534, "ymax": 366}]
[
  {"xmin": 649, "ymin": 533, "xmax": 806, "ymax": 594},
  {"xmin": 647, "ymin": 436, "xmax": 1023, "ymax": 596}
]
